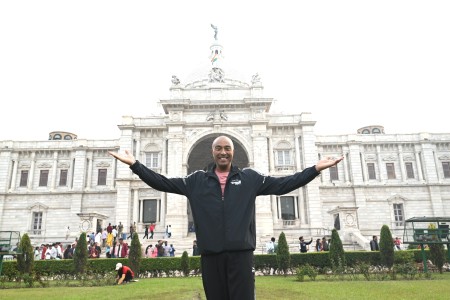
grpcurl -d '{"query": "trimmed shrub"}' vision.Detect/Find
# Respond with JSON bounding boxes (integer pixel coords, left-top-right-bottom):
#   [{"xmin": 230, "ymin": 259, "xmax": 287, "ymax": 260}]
[
  {"xmin": 17, "ymin": 233, "xmax": 34, "ymax": 275},
  {"xmin": 276, "ymin": 232, "xmax": 290, "ymax": 275},
  {"xmin": 379, "ymin": 225, "xmax": 395, "ymax": 269},
  {"xmin": 329, "ymin": 229, "xmax": 345, "ymax": 269},
  {"xmin": 180, "ymin": 251, "xmax": 190, "ymax": 276},
  {"xmin": 73, "ymin": 232, "xmax": 88, "ymax": 274},
  {"xmin": 128, "ymin": 231, "xmax": 142, "ymax": 276}
]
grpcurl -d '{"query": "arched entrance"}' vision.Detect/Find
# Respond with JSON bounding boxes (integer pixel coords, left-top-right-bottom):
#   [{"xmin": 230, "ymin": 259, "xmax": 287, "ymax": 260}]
[{"xmin": 186, "ymin": 134, "xmax": 249, "ymax": 231}]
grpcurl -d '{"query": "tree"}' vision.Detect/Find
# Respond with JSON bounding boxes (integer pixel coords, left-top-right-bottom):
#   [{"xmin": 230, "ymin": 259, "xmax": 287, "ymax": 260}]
[
  {"xmin": 180, "ymin": 251, "xmax": 190, "ymax": 277},
  {"xmin": 276, "ymin": 232, "xmax": 290, "ymax": 276},
  {"xmin": 329, "ymin": 229, "xmax": 345, "ymax": 268},
  {"xmin": 379, "ymin": 225, "xmax": 395, "ymax": 269},
  {"xmin": 73, "ymin": 232, "xmax": 88, "ymax": 274},
  {"xmin": 17, "ymin": 233, "xmax": 34, "ymax": 275},
  {"xmin": 128, "ymin": 231, "xmax": 142, "ymax": 277}
]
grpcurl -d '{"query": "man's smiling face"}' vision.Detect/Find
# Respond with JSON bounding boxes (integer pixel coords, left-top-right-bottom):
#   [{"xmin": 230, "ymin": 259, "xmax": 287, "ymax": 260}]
[{"xmin": 212, "ymin": 136, "xmax": 234, "ymax": 172}]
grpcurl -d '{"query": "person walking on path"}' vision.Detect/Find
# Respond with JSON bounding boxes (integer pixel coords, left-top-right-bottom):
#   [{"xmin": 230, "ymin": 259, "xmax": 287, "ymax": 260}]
[
  {"xmin": 149, "ymin": 223, "xmax": 155, "ymax": 239},
  {"xmin": 143, "ymin": 225, "xmax": 149, "ymax": 239}
]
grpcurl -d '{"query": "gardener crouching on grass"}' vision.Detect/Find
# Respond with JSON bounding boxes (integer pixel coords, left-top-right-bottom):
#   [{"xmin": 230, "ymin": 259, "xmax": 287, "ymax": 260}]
[{"xmin": 115, "ymin": 262, "xmax": 135, "ymax": 285}]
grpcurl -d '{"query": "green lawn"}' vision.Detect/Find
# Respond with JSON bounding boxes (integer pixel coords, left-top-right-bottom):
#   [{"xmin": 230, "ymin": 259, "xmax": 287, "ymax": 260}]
[{"xmin": 1, "ymin": 273, "xmax": 450, "ymax": 300}]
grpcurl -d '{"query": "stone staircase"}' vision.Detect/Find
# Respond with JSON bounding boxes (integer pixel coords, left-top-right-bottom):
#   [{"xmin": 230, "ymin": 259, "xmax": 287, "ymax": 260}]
[
  {"xmin": 134, "ymin": 230, "xmax": 365, "ymax": 257},
  {"xmin": 138, "ymin": 231, "xmax": 197, "ymax": 257}
]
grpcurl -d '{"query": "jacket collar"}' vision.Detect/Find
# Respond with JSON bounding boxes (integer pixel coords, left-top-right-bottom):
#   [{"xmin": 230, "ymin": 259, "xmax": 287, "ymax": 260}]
[{"xmin": 207, "ymin": 164, "xmax": 240, "ymax": 176}]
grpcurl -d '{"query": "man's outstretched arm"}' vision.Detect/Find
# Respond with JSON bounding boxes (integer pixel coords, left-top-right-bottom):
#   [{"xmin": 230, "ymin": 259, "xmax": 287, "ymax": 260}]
[
  {"xmin": 109, "ymin": 150, "xmax": 136, "ymax": 166},
  {"xmin": 315, "ymin": 156, "xmax": 344, "ymax": 172}
]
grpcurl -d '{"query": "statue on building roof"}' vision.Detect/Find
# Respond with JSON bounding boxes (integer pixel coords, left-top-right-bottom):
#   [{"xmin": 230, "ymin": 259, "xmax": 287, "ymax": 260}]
[
  {"xmin": 251, "ymin": 73, "xmax": 261, "ymax": 85},
  {"xmin": 211, "ymin": 24, "xmax": 218, "ymax": 40},
  {"xmin": 209, "ymin": 67, "xmax": 225, "ymax": 83},
  {"xmin": 171, "ymin": 75, "xmax": 180, "ymax": 85}
]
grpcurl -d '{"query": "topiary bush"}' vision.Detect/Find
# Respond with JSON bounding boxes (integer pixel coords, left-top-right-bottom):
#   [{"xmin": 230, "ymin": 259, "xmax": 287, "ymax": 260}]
[
  {"xmin": 329, "ymin": 229, "xmax": 345, "ymax": 269},
  {"xmin": 128, "ymin": 231, "xmax": 142, "ymax": 277},
  {"xmin": 276, "ymin": 232, "xmax": 290, "ymax": 276},
  {"xmin": 379, "ymin": 225, "xmax": 395, "ymax": 269},
  {"xmin": 73, "ymin": 232, "xmax": 88, "ymax": 275},
  {"xmin": 181, "ymin": 251, "xmax": 190, "ymax": 276},
  {"xmin": 17, "ymin": 233, "xmax": 34, "ymax": 276}
]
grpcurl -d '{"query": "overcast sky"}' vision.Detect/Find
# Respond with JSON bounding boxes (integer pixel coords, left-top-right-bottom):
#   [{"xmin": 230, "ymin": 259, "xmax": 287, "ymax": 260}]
[{"xmin": 1, "ymin": 1, "xmax": 449, "ymax": 141}]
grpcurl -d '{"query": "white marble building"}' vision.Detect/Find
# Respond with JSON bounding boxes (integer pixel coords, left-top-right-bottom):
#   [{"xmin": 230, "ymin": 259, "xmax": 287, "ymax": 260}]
[{"xmin": 1, "ymin": 35, "xmax": 450, "ymax": 251}]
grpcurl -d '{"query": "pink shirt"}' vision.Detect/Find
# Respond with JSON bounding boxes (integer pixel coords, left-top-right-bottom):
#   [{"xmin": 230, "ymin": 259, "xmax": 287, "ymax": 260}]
[{"xmin": 215, "ymin": 170, "xmax": 229, "ymax": 196}]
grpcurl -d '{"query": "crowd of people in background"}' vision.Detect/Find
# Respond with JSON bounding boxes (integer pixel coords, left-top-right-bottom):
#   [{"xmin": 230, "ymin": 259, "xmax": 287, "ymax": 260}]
[
  {"xmin": 31, "ymin": 222, "xmax": 182, "ymax": 260},
  {"xmin": 144, "ymin": 240, "xmax": 176, "ymax": 258}
]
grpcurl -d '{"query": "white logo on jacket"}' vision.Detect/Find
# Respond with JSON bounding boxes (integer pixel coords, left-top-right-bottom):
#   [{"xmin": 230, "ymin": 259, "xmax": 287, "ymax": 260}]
[{"xmin": 231, "ymin": 179, "xmax": 241, "ymax": 185}]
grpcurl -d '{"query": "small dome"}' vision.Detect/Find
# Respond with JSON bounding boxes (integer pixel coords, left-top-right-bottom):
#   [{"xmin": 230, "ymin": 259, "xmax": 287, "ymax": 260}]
[
  {"xmin": 49, "ymin": 131, "xmax": 77, "ymax": 140},
  {"xmin": 357, "ymin": 126, "xmax": 385, "ymax": 134}
]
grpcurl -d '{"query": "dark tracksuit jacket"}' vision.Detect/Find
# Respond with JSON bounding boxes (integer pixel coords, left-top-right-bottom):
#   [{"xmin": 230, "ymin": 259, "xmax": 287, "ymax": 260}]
[{"xmin": 130, "ymin": 161, "xmax": 320, "ymax": 255}]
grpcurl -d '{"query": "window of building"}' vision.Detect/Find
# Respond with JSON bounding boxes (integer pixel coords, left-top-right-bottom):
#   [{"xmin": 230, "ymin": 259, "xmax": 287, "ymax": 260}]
[
  {"xmin": 405, "ymin": 162, "xmax": 415, "ymax": 179},
  {"xmin": 386, "ymin": 163, "xmax": 396, "ymax": 179},
  {"xmin": 97, "ymin": 169, "xmax": 107, "ymax": 185},
  {"xmin": 362, "ymin": 129, "xmax": 370, "ymax": 134},
  {"xmin": 329, "ymin": 165, "xmax": 339, "ymax": 181},
  {"xmin": 33, "ymin": 212, "xmax": 43, "ymax": 235},
  {"xmin": 443, "ymin": 162, "xmax": 450, "ymax": 178},
  {"xmin": 39, "ymin": 170, "xmax": 49, "ymax": 186},
  {"xmin": 393, "ymin": 203, "xmax": 404, "ymax": 226},
  {"xmin": 59, "ymin": 169, "xmax": 68, "ymax": 186},
  {"xmin": 53, "ymin": 134, "xmax": 61, "ymax": 140},
  {"xmin": 145, "ymin": 152, "xmax": 160, "ymax": 169},
  {"xmin": 142, "ymin": 199, "xmax": 159, "ymax": 223},
  {"xmin": 279, "ymin": 196, "xmax": 295, "ymax": 220},
  {"xmin": 64, "ymin": 135, "xmax": 72, "ymax": 140},
  {"xmin": 367, "ymin": 163, "xmax": 376, "ymax": 180},
  {"xmin": 20, "ymin": 170, "xmax": 28, "ymax": 187},
  {"xmin": 276, "ymin": 150, "xmax": 291, "ymax": 166},
  {"xmin": 372, "ymin": 128, "xmax": 381, "ymax": 134}
]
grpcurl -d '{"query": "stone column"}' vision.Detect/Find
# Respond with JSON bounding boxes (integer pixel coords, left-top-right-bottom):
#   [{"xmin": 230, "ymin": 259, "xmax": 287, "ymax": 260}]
[
  {"xmin": 162, "ymin": 138, "xmax": 167, "ymax": 174},
  {"xmin": 267, "ymin": 137, "xmax": 275, "ymax": 173},
  {"xmin": 135, "ymin": 137, "xmax": 141, "ymax": 162},
  {"xmin": 133, "ymin": 189, "xmax": 139, "ymax": 223},
  {"xmin": 360, "ymin": 151, "xmax": 368, "ymax": 183},
  {"xmin": 294, "ymin": 135, "xmax": 301, "ymax": 170},
  {"xmin": 420, "ymin": 140, "xmax": 438, "ymax": 183},
  {"xmin": 398, "ymin": 145, "xmax": 406, "ymax": 182},
  {"xmin": 271, "ymin": 195, "xmax": 278, "ymax": 224},
  {"xmin": 433, "ymin": 150, "xmax": 441, "ymax": 183},
  {"xmin": 294, "ymin": 195, "xmax": 299, "ymax": 219},
  {"xmin": 85, "ymin": 152, "xmax": 93, "ymax": 189},
  {"xmin": 298, "ymin": 189, "xmax": 306, "ymax": 224},
  {"xmin": 10, "ymin": 158, "xmax": 18, "ymax": 191},
  {"xmin": 347, "ymin": 142, "xmax": 364, "ymax": 185},
  {"xmin": 51, "ymin": 151, "xmax": 58, "ymax": 190},
  {"xmin": 376, "ymin": 145, "xmax": 385, "ymax": 182},
  {"xmin": 343, "ymin": 149, "xmax": 350, "ymax": 183},
  {"xmin": 112, "ymin": 155, "xmax": 117, "ymax": 188},
  {"xmin": 28, "ymin": 152, "xmax": 36, "ymax": 190},
  {"xmin": 414, "ymin": 148, "xmax": 424, "ymax": 181}
]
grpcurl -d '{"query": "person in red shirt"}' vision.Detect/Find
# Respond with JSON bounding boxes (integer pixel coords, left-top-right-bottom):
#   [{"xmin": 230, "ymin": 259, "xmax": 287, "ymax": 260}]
[
  {"xmin": 149, "ymin": 223, "xmax": 155, "ymax": 239},
  {"xmin": 115, "ymin": 263, "xmax": 135, "ymax": 285}
]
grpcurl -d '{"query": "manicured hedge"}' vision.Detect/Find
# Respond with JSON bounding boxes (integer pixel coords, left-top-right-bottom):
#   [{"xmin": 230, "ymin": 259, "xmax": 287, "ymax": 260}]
[{"xmin": 0, "ymin": 249, "xmax": 445, "ymax": 279}]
